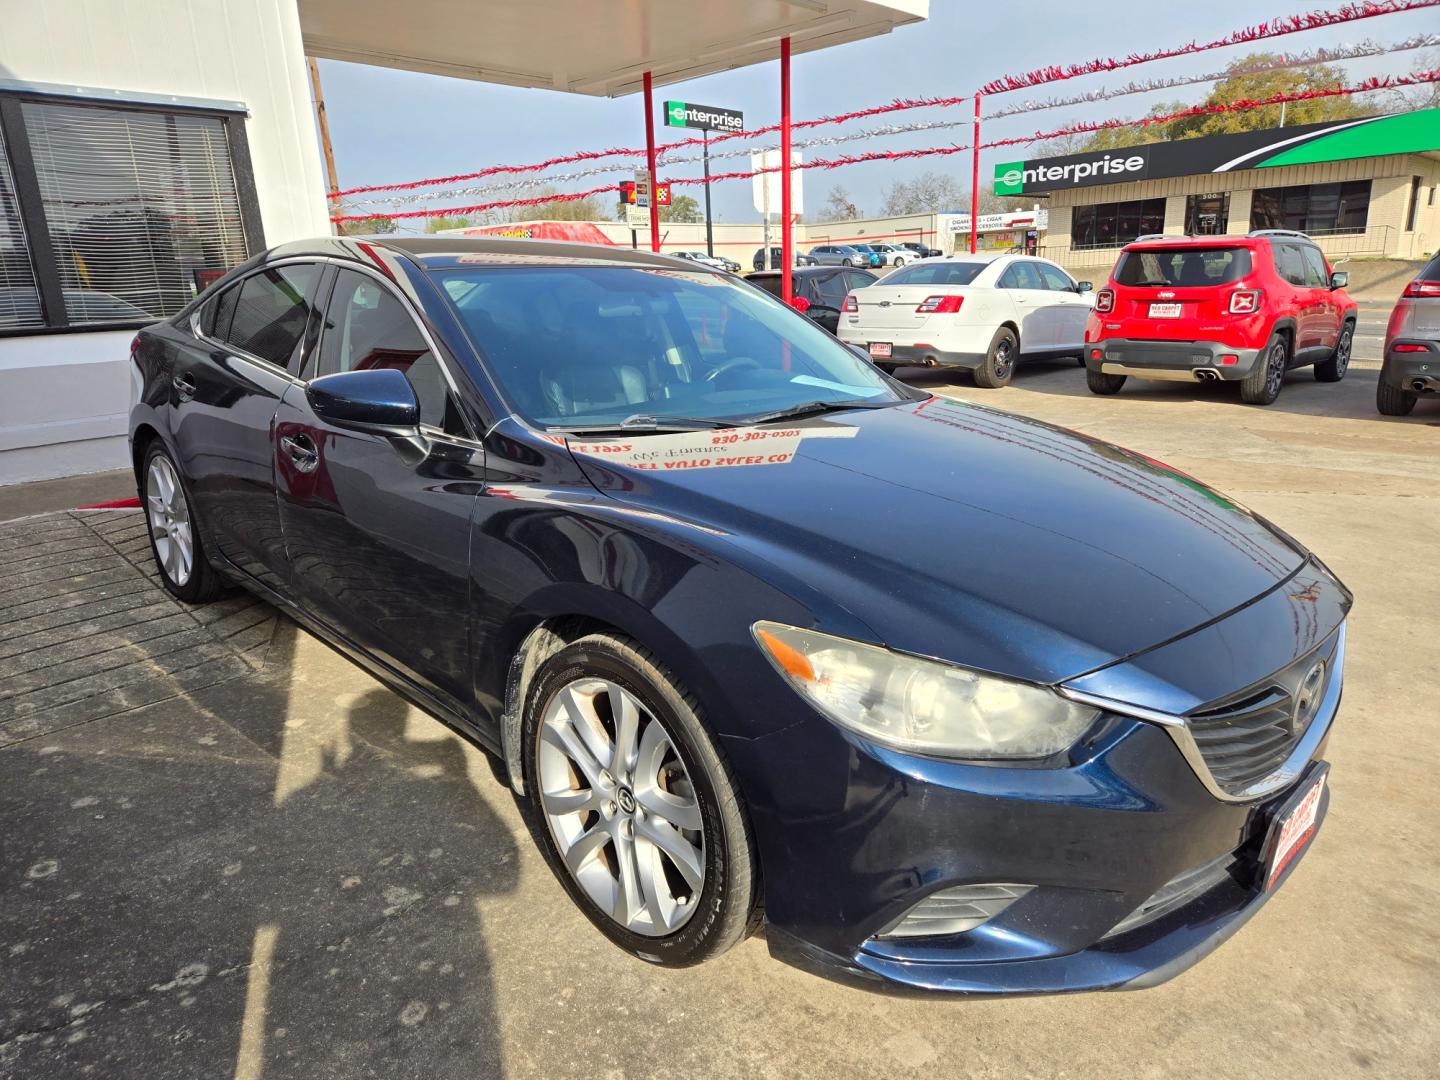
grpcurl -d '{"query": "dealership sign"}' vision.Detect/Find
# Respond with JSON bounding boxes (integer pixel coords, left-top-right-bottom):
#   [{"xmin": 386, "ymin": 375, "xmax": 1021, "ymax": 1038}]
[
  {"xmin": 665, "ymin": 100, "xmax": 744, "ymax": 132},
  {"xmin": 993, "ymin": 109, "xmax": 1440, "ymax": 195}
]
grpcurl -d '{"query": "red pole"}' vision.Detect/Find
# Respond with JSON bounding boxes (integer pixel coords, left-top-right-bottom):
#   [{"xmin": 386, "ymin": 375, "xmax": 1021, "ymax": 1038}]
[
  {"xmin": 970, "ymin": 93, "xmax": 981, "ymax": 255},
  {"xmin": 643, "ymin": 70, "xmax": 660, "ymax": 253},
  {"xmin": 780, "ymin": 36, "xmax": 793, "ymax": 304}
]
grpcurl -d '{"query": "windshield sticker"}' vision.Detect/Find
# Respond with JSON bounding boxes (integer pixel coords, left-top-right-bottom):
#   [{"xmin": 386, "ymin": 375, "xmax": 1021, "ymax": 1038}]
[{"xmin": 566, "ymin": 426, "xmax": 857, "ymax": 471}]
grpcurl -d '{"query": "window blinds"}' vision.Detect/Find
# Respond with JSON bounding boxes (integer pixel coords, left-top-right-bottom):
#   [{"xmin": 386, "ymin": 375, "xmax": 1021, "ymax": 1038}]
[
  {"xmin": 21, "ymin": 100, "xmax": 249, "ymax": 326},
  {"xmin": 0, "ymin": 124, "xmax": 45, "ymax": 331}
]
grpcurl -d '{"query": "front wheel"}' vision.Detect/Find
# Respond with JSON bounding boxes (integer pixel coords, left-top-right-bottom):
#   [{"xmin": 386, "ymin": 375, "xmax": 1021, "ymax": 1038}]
[
  {"xmin": 892, "ymin": 257, "xmax": 905, "ymax": 267},
  {"xmin": 841, "ymin": 258, "xmax": 853, "ymax": 267},
  {"xmin": 1376, "ymin": 378, "xmax": 1418, "ymax": 416},
  {"xmin": 972, "ymin": 327, "xmax": 1018, "ymax": 388},
  {"xmin": 1314, "ymin": 323, "xmax": 1352, "ymax": 382},
  {"xmin": 1241, "ymin": 332, "xmax": 1289, "ymax": 405},
  {"xmin": 523, "ymin": 633, "xmax": 758, "ymax": 967}
]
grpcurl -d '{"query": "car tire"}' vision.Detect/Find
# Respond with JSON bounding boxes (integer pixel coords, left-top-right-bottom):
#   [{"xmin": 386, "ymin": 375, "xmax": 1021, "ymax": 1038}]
[
  {"xmin": 1314, "ymin": 322, "xmax": 1353, "ymax": 382},
  {"xmin": 1241, "ymin": 331, "xmax": 1289, "ymax": 406},
  {"xmin": 1086, "ymin": 367, "xmax": 1126, "ymax": 395},
  {"xmin": 1376, "ymin": 378, "xmax": 1418, "ymax": 416},
  {"xmin": 522, "ymin": 632, "xmax": 758, "ymax": 968},
  {"xmin": 140, "ymin": 441, "xmax": 227, "ymax": 604},
  {"xmin": 892, "ymin": 257, "xmax": 905, "ymax": 267},
  {"xmin": 972, "ymin": 327, "xmax": 1018, "ymax": 388}
]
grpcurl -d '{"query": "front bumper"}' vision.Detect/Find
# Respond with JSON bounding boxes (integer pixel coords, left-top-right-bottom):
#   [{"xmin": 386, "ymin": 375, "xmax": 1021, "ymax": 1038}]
[
  {"xmin": 723, "ymin": 566, "xmax": 1348, "ymax": 996},
  {"xmin": 1088, "ymin": 338, "xmax": 1262, "ymax": 382},
  {"xmin": 1381, "ymin": 340, "xmax": 1440, "ymax": 392}
]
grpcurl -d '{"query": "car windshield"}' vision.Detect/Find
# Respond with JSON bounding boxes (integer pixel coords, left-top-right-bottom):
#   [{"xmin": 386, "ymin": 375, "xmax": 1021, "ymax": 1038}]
[
  {"xmin": 1115, "ymin": 248, "xmax": 1252, "ymax": 287},
  {"xmin": 884, "ymin": 261, "xmax": 988, "ymax": 286},
  {"xmin": 436, "ymin": 265, "xmax": 906, "ymax": 430}
]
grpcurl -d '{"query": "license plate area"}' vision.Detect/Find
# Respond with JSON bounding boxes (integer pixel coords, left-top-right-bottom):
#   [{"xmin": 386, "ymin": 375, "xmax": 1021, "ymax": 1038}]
[
  {"xmin": 868, "ymin": 342, "xmax": 893, "ymax": 358},
  {"xmin": 1261, "ymin": 764, "xmax": 1328, "ymax": 891},
  {"xmin": 1149, "ymin": 302, "xmax": 1183, "ymax": 319}
]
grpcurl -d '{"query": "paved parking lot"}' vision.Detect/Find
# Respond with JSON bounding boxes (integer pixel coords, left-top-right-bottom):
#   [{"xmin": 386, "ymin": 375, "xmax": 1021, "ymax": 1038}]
[{"xmin": 2, "ymin": 315, "xmax": 1437, "ymax": 1079}]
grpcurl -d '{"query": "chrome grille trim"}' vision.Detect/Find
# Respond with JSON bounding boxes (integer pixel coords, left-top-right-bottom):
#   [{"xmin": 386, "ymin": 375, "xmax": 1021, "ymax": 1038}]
[{"xmin": 1060, "ymin": 623, "xmax": 1345, "ymax": 804}]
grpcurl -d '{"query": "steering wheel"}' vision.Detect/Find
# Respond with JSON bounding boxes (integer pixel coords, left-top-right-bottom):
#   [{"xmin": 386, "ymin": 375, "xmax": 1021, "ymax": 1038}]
[{"xmin": 704, "ymin": 356, "xmax": 762, "ymax": 382}]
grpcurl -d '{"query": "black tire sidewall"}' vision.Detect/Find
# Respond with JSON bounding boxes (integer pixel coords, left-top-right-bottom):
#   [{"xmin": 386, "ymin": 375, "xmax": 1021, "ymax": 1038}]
[
  {"xmin": 975, "ymin": 328, "xmax": 1017, "ymax": 388},
  {"xmin": 1242, "ymin": 333, "xmax": 1288, "ymax": 405},
  {"xmin": 520, "ymin": 635, "xmax": 751, "ymax": 966}
]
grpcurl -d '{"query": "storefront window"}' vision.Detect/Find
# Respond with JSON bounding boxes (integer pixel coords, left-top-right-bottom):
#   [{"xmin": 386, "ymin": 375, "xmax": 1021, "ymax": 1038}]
[
  {"xmin": 1071, "ymin": 198, "xmax": 1166, "ymax": 250},
  {"xmin": 1249, "ymin": 181, "xmax": 1370, "ymax": 236},
  {"xmin": 1184, "ymin": 193, "xmax": 1230, "ymax": 236}
]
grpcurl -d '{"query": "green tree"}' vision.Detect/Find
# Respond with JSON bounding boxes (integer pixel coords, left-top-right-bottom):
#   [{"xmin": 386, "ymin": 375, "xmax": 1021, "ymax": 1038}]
[
  {"xmin": 337, "ymin": 214, "xmax": 397, "ymax": 236},
  {"xmin": 423, "ymin": 215, "xmax": 475, "ymax": 233},
  {"xmin": 659, "ymin": 194, "xmax": 703, "ymax": 223},
  {"xmin": 1067, "ymin": 54, "xmax": 1369, "ymax": 153}
]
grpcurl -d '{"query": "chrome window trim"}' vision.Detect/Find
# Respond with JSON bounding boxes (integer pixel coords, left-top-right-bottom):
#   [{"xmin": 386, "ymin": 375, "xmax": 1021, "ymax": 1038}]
[{"xmin": 1059, "ymin": 623, "xmax": 1345, "ymax": 805}]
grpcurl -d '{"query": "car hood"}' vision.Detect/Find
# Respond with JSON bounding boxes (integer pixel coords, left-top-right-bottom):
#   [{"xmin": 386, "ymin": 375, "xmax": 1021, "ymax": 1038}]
[{"xmin": 566, "ymin": 397, "xmax": 1307, "ymax": 684}]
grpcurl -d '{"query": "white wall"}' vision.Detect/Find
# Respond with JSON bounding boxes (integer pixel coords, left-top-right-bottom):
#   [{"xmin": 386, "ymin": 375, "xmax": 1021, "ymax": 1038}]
[{"xmin": 0, "ymin": 0, "xmax": 331, "ymax": 486}]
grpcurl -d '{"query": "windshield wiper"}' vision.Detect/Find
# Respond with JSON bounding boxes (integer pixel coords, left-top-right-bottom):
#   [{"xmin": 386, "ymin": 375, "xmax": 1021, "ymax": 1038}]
[
  {"xmin": 739, "ymin": 398, "xmax": 898, "ymax": 425},
  {"xmin": 553, "ymin": 414, "xmax": 738, "ymax": 436}
]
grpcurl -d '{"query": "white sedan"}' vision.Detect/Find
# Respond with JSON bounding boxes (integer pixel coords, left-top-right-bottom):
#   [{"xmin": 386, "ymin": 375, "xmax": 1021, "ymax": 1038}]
[{"xmin": 838, "ymin": 254, "xmax": 1095, "ymax": 387}]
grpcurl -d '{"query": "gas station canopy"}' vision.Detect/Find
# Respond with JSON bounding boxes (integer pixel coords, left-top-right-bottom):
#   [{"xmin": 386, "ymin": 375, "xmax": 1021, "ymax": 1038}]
[{"xmin": 299, "ymin": 0, "xmax": 928, "ymax": 96}]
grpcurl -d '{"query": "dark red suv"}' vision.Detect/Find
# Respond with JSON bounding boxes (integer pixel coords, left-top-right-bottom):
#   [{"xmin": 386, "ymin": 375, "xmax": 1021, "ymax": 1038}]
[{"xmin": 1084, "ymin": 231, "xmax": 1357, "ymax": 405}]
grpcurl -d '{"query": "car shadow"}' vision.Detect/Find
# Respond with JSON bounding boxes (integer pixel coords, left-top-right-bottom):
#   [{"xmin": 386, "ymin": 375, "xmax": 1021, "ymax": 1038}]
[{"xmin": 0, "ymin": 545, "xmax": 520, "ymax": 1078}]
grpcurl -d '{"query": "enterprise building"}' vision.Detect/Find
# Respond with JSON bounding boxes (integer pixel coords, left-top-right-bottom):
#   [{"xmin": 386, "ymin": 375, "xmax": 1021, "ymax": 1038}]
[{"xmin": 992, "ymin": 110, "xmax": 1440, "ymax": 271}]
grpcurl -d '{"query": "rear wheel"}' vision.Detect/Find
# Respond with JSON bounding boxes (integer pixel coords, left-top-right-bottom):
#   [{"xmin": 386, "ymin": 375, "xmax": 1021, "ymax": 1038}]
[
  {"xmin": 1376, "ymin": 378, "xmax": 1418, "ymax": 416},
  {"xmin": 523, "ymin": 633, "xmax": 757, "ymax": 967},
  {"xmin": 972, "ymin": 327, "xmax": 1018, "ymax": 388},
  {"xmin": 141, "ymin": 442, "xmax": 226, "ymax": 603},
  {"xmin": 1241, "ymin": 332, "xmax": 1289, "ymax": 406},
  {"xmin": 1315, "ymin": 322, "xmax": 1353, "ymax": 382},
  {"xmin": 1086, "ymin": 367, "xmax": 1126, "ymax": 395}
]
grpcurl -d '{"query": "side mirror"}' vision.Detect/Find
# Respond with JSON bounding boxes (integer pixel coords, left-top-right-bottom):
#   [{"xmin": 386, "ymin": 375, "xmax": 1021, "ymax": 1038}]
[
  {"xmin": 1076, "ymin": 281, "xmax": 1094, "ymax": 293},
  {"xmin": 307, "ymin": 368, "xmax": 419, "ymax": 435},
  {"xmin": 1329, "ymin": 271, "xmax": 1349, "ymax": 290}
]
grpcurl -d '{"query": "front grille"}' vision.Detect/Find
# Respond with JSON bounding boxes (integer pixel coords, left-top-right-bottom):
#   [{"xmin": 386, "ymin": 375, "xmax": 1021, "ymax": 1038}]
[{"xmin": 1185, "ymin": 635, "xmax": 1338, "ymax": 796}]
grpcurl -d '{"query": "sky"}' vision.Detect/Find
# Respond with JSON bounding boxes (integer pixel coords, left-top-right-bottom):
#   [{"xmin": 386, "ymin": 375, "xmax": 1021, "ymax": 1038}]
[{"xmin": 315, "ymin": 0, "xmax": 1438, "ymax": 230}]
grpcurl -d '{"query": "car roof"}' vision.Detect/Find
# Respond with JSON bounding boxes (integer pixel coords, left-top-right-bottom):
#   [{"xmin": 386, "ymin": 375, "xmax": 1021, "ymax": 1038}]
[
  {"xmin": 749, "ymin": 265, "xmax": 851, "ymax": 278},
  {"xmin": 264, "ymin": 235, "xmax": 720, "ymax": 273},
  {"xmin": 1123, "ymin": 235, "xmax": 1259, "ymax": 251}
]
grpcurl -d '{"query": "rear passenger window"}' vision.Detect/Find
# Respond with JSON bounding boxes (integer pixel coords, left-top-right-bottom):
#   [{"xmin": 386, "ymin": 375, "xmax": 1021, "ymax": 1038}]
[
  {"xmin": 226, "ymin": 265, "xmax": 320, "ymax": 369},
  {"xmin": 812, "ymin": 272, "xmax": 849, "ymax": 308},
  {"xmin": 1273, "ymin": 244, "xmax": 1309, "ymax": 287},
  {"xmin": 318, "ymin": 269, "xmax": 469, "ymax": 437},
  {"xmin": 206, "ymin": 285, "xmax": 239, "ymax": 340}
]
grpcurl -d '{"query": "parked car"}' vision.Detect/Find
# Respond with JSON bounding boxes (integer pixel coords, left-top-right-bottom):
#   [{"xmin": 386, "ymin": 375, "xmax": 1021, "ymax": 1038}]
[
  {"xmin": 1084, "ymin": 230, "xmax": 1357, "ymax": 405},
  {"xmin": 747, "ymin": 265, "xmax": 878, "ymax": 334},
  {"xmin": 898, "ymin": 242, "xmax": 941, "ymax": 259},
  {"xmin": 850, "ymin": 244, "xmax": 887, "ymax": 268},
  {"xmin": 808, "ymin": 244, "xmax": 871, "ymax": 268},
  {"xmin": 838, "ymin": 254, "xmax": 1093, "ymax": 385},
  {"xmin": 866, "ymin": 243, "xmax": 912, "ymax": 267},
  {"xmin": 673, "ymin": 250, "xmax": 740, "ymax": 274},
  {"xmin": 1377, "ymin": 252, "xmax": 1440, "ymax": 416},
  {"xmin": 130, "ymin": 235, "xmax": 1348, "ymax": 996},
  {"xmin": 752, "ymin": 246, "xmax": 818, "ymax": 271}
]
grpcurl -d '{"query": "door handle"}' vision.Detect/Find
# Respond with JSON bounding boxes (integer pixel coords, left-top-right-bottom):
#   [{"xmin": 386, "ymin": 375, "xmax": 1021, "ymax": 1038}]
[
  {"xmin": 171, "ymin": 372, "xmax": 197, "ymax": 401},
  {"xmin": 279, "ymin": 432, "xmax": 319, "ymax": 473}
]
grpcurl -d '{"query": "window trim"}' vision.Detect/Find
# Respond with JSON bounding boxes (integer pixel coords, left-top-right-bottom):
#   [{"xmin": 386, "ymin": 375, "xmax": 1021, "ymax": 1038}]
[{"xmin": 0, "ymin": 86, "xmax": 264, "ymax": 338}]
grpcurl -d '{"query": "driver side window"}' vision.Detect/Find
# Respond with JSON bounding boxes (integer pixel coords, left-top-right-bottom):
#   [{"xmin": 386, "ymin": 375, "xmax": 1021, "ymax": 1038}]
[{"xmin": 317, "ymin": 269, "xmax": 470, "ymax": 437}]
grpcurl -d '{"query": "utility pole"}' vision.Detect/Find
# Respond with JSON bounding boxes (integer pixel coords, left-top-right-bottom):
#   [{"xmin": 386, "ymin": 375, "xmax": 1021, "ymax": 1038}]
[{"xmin": 307, "ymin": 57, "xmax": 341, "ymax": 227}]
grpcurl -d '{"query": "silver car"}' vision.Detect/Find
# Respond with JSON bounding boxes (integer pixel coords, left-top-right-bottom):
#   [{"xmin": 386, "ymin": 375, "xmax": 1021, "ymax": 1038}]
[
  {"xmin": 808, "ymin": 244, "xmax": 870, "ymax": 267},
  {"xmin": 1378, "ymin": 252, "xmax": 1440, "ymax": 416}
]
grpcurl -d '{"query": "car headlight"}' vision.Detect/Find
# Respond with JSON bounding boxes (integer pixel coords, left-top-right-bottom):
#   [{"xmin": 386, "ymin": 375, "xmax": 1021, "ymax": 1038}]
[{"xmin": 752, "ymin": 622, "xmax": 1099, "ymax": 760}]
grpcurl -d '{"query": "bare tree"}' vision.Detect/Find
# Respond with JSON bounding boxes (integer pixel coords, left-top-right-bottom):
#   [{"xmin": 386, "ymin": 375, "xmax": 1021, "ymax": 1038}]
[
  {"xmin": 819, "ymin": 185, "xmax": 861, "ymax": 222},
  {"xmin": 880, "ymin": 171, "xmax": 965, "ymax": 216}
]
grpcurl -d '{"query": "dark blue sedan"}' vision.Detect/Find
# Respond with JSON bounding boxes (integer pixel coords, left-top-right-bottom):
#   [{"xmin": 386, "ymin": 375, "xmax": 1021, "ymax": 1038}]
[{"xmin": 128, "ymin": 236, "xmax": 1349, "ymax": 995}]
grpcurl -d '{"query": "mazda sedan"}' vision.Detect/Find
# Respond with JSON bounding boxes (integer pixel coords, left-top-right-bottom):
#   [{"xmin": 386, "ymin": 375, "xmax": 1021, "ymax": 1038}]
[{"xmin": 129, "ymin": 237, "xmax": 1349, "ymax": 995}]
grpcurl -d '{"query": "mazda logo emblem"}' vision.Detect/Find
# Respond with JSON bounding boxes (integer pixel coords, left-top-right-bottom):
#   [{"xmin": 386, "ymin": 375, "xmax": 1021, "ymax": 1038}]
[
  {"xmin": 1291, "ymin": 662, "xmax": 1326, "ymax": 734},
  {"xmin": 616, "ymin": 787, "xmax": 637, "ymax": 815}
]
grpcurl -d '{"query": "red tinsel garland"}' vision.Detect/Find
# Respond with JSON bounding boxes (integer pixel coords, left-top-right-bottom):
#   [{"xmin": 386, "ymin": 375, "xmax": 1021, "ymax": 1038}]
[
  {"xmin": 980, "ymin": 0, "xmax": 1440, "ymax": 94},
  {"xmin": 331, "ymin": 70, "xmax": 1439, "ymax": 223}
]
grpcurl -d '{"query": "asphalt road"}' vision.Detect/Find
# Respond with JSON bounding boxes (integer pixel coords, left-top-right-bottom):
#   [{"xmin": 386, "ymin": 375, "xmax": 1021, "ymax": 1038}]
[{"xmin": 2, "ymin": 299, "xmax": 1436, "ymax": 1079}]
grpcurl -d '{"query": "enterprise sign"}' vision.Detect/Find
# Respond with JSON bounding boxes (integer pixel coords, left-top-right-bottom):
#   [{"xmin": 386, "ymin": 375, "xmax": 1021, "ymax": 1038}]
[
  {"xmin": 665, "ymin": 100, "xmax": 744, "ymax": 132},
  {"xmin": 993, "ymin": 110, "xmax": 1440, "ymax": 196}
]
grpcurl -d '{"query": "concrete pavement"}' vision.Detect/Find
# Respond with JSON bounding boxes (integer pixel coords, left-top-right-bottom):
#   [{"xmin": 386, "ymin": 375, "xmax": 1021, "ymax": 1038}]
[{"xmin": 2, "ymin": 339, "xmax": 1437, "ymax": 1078}]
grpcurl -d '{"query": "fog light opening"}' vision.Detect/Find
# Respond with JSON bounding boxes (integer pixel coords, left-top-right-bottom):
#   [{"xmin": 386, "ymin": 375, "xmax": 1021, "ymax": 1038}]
[{"xmin": 876, "ymin": 883, "xmax": 1034, "ymax": 940}]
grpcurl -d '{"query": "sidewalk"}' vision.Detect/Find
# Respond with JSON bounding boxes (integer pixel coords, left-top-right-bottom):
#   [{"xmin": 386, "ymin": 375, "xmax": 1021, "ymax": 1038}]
[{"xmin": 0, "ymin": 470, "xmax": 135, "ymax": 523}]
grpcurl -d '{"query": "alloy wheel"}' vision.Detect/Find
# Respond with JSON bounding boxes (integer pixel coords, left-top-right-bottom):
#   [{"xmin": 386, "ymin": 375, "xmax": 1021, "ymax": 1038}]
[
  {"xmin": 1265, "ymin": 340, "xmax": 1286, "ymax": 398},
  {"xmin": 146, "ymin": 454, "xmax": 193, "ymax": 587},
  {"xmin": 537, "ymin": 677, "xmax": 705, "ymax": 937},
  {"xmin": 1335, "ymin": 328, "xmax": 1352, "ymax": 375}
]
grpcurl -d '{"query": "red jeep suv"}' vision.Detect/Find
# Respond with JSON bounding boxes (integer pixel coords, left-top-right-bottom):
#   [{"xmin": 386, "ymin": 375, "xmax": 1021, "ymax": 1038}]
[{"xmin": 1084, "ymin": 231, "xmax": 1357, "ymax": 405}]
